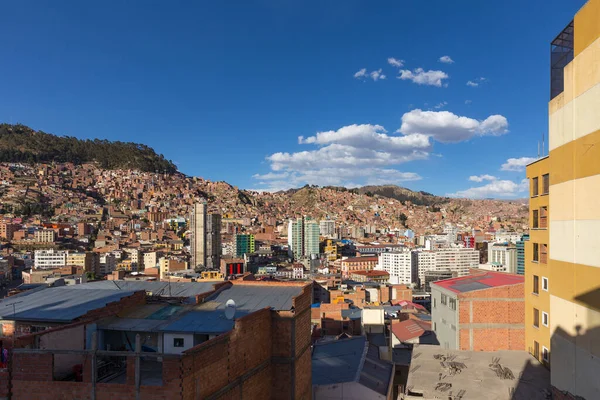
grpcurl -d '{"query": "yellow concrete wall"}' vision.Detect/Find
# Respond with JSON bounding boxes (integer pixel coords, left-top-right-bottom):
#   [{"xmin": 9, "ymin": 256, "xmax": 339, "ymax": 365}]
[
  {"xmin": 574, "ymin": 0, "xmax": 600, "ymax": 56},
  {"xmin": 546, "ymin": 3, "xmax": 600, "ymax": 395},
  {"xmin": 526, "ymin": 158, "xmax": 551, "ymax": 362}
]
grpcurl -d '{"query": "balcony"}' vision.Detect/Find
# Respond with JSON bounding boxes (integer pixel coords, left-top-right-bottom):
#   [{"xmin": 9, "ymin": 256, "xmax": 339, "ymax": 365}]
[{"xmin": 551, "ymin": 21, "xmax": 574, "ymax": 100}]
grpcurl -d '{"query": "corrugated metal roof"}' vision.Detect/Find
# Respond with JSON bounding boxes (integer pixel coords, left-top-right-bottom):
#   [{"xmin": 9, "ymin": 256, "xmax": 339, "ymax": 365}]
[
  {"xmin": 205, "ymin": 284, "xmax": 303, "ymax": 311},
  {"xmin": 151, "ymin": 284, "xmax": 303, "ymax": 334},
  {"xmin": 312, "ymin": 337, "xmax": 393, "ymax": 395},
  {"xmin": 159, "ymin": 310, "xmax": 236, "ymax": 334},
  {"xmin": 312, "ymin": 336, "xmax": 367, "ymax": 386},
  {"xmin": 97, "ymin": 317, "xmax": 167, "ymax": 332},
  {"xmin": 359, "ymin": 344, "xmax": 394, "ymax": 396},
  {"xmin": 0, "ymin": 287, "xmax": 137, "ymax": 322},
  {"xmin": 65, "ymin": 281, "xmax": 216, "ymax": 300}
]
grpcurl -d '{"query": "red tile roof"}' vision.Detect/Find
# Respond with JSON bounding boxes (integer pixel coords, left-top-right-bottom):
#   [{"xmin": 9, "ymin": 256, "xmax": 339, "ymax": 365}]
[
  {"xmin": 351, "ymin": 270, "xmax": 389, "ymax": 277},
  {"xmin": 431, "ymin": 271, "xmax": 524, "ymax": 294},
  {"xmin": 391, "ymin": 319, "xmax": 432, "ymax": 342}
]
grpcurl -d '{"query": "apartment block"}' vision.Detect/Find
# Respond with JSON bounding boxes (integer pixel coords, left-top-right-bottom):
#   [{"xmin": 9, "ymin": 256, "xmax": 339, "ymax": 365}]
[
  {"xmin": 379, "ymin": 251, "xmax": 416, "ymax": 285},
  {"xmin": 526, "ymin": 1, "xmax": 600, "ymax": 397},
  {"xmin": 431, "ymin": 271, "xmax": 525, "ymax": 351},
  {"xmin": 525, "ymin": 156, "xmax": 550, "ymax": 367},
  {"xmin": 34, "ymin": 229, "xmax": 56, "ymax": 243},
  {"xmin": 34, "ymin": 249, "xmax": 67, "ymax": 269},
  {"xmin": 288, "ymin": 216, "xmax": 320, "ymax": 259},
  {"xmin": 234, "ymin": 233, "xmax": 255, "ymax": 257},
  {"xmin": 341, "ymin": 256, "xmax": 379, "ymax": 278}
]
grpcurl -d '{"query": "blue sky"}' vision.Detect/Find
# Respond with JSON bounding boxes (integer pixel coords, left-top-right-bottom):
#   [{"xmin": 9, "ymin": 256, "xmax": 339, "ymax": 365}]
[{"xmin": 0, "ymin": 0, "xmax": 585, "ymax": 198}]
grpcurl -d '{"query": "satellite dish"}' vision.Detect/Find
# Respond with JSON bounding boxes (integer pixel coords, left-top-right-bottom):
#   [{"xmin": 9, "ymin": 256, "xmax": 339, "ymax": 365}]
[{"xmin": 225, "ymin": 299, "xmax": 236, "ymax": 320}]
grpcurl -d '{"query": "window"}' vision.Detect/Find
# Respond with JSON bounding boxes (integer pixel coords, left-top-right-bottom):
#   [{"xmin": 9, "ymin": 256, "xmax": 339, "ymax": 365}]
[
  {"xmin": 173, "ymin": 338, "xmax": 184, "ymax": 348},
  {"xmin": 532, "ymin": 177, "xmax": 539, "ymax": 197},
  {"xmin": 533, "ymin": 275, "xmax": 539, "ymax": 294},
  {"xmin": 533, "ymin": 243, "xmax": 539, "ymax": 262},
  {"xmin": 542, "ymin": 346, "xmax": 550, "ymax": 363},
  {"xmin": 532, "ymin": 210, "xmax": 539, "ymax": 228},
  {"xmin": 542, "ymin": 174, "xmax": 549, "ymax": 195},
  {"xmin": 540, "ymin": 244, "xmax": 548, "ymax": 264},
  {"xmin": 542, "ymin": 312, "xmax": 549, "ymax": 327},
  {"xmin": 542, "ymin": 277, "xmax": 549, "ymax": 291},
  {"xmin": 433, "ymin": 322, "xmax": 436, "ymax": 331},
  {"xmin": 533, "ymin": 341, "xmax": 540, "ymax": 359},
  {"xmin": 433, "ymin": 298, "xmax": 436, "ymax": 308},
  {"xmin": 533, "ymin": 308, "xmax": 540, "ymax": 328},
  {"xmin": 449, "ymin": 298, "xmax": 456, "ymax": 311},
  {"xmin": 441, "ymin": 294, "xmax": 447, "ymax": 305},
  {"xmin": 540, "ymin": 206, "xmax": 548, "ymax": 228}
]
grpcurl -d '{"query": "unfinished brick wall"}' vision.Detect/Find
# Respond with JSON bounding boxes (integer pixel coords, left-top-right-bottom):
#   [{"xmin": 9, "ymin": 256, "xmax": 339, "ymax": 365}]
[
  {"xmin": 77, "ymin": 290, "xmax": 146, "ymax": 321},
  {"xmin": 181, "ymin": 307, "xmax": 273, "ymax": 400},
  {"xmin": 457, "ymin": 282, "xmax": 525, "ymax": 351}
]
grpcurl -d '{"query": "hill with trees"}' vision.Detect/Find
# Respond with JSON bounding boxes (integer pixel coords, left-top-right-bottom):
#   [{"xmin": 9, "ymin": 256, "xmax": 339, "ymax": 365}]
[{"xmin": 0, "ymin": 124, "xmax": 176, "ymax": 173}]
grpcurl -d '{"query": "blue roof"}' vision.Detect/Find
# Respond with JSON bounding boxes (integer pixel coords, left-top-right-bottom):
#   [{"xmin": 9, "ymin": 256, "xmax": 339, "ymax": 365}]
[
  {"xmin": 312, "ymin": 336, "xmax": 393, "ymax": 396},
  {"xmin": 159, "ymin": 283, "xmax": 304, "ymax": 334},
  {"xmin": 0, "ymin": 287, "xmax": 138, "ymax": 322},
  {"xmin": 64, "ymin": 281, "xmax": 216, "ymax": 301},
  {"xmin": 312, "ymin": 336, "xmax": 367, "ymax": 386}
]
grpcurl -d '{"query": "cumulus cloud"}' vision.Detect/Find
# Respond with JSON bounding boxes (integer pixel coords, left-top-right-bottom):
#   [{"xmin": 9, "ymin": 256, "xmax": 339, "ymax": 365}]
[
  {"xmin": 388, "ymin": 57, "xmax": 404, "ymax": 67},
  {"xmin": 253, "ymin": 109, "xmax": 510, "ymax": 190},
  {"xmin": 468, "ymin": 174, "xmax": 497, "ymax": 182},
  {"xmin": 354, "ymin": 68, "xmax": 367, "ymax": 79},
  {"xmin": 448, "ymin": 179, "xmax": 528, "ymax": 199},
  {"xmin": 501, "ymin": 157, "xmax": 537, "ymax": 171},
  {"xmin": 370, "ymin": 69, "xmax": 386, "ymax": 81},
  {"xmin": 467, "ymin": 77, "xmax": 487, "ymax": 87},
  {"xmin": 398, "ymin": 68, "xmax": 449, "ymax": 87},
  {"xmin": 398, "ymin": 109, "xmax": 509, "ymax": 143},
  {"xmin": 355, "ymin": 68, "xmax": 386, "ymax": 81},
  {"xmin": 298, "ymin": 124, "xmax": 431, "ymax": 153},
  {"xmin": 439, "ymin": 56, "xmax": 454, "ymax": 64}
]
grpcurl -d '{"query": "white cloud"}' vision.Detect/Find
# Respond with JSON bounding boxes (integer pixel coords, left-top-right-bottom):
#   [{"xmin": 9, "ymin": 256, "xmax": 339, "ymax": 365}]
[
  {"xmin": 254, "ymin": 122, "xmax": 432, "ymax": 190},
  {"xmin": 467, "ymin": 77, "xmax": 487, "ymax": 87},
  {"xmin": 448, "ymin": 179, "xmax": 528, "ymax": 199},
  {"xmin": 500, "ymin": 157, "xmax": 537, "ymax": 171},
  {"xmin": 355, "ymin": 68, "xmax": 386, "ymax": 81},
  {"xmin": 398, "ymin": 68, "xmax": 449, "ymax": 87},
  {"xmin": 299, "ymin": 124, "xmax": 431, "ymax": 153},
  {"xmin": 252, "ymin": 172, "xmax": 290, "ymax": 180},
  {"xmin": 465, "ymin": 100, "xmax": 472, "ymax": 104},
  {"xmin": 433, "ymin": 101, "xmax": 448, "ymax": 109},
  {"xmin": 370, "ymin": 69, "xmax": 386, "ymax": 81},
  {"xmin": 388, "ymin": 57, "xmax": 404, "ymax": 67},
  {"xmin": 439, "ymin": 56, "xmax": 454, "ymax": 64},
  {"xmin": 354, "ymin": 68, "xmax": 367, "ymax": 79},
  {"xmin": 468, "ymin": 174, "xmax": 497, "ymax": 182},
  {"xmin": 398, "ymin": 109, "xmax": 509, "ymax": 143}
]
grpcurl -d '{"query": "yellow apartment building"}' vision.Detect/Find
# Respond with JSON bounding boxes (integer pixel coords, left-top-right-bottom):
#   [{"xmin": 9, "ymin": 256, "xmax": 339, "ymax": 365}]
[
  {"xmin": 525, "ymin": 157, "xmax": 550, "ymax": 366},
  {"xmin": 526, "ymin": 0, "xmax": 600, "ymax": 398}
]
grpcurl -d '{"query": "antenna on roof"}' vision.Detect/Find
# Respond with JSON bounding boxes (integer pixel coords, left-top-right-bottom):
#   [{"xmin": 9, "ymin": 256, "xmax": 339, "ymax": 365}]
[
  {"xmin": 225, "ymin": 299, "xmax": 236, "ymax": 320},
  {"xmin": 537, "ymin": 141, "xmax": 540, "ymax": 158},
  {"xmin": 542, "ymin": 132, "xmax": 545, "ymax": 156}
]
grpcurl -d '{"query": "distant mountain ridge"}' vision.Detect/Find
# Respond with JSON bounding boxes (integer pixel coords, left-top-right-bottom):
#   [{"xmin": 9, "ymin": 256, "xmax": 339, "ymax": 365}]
[{"xmin": 0, "ymin": 124, "xmax": 176, "ymax": 173}]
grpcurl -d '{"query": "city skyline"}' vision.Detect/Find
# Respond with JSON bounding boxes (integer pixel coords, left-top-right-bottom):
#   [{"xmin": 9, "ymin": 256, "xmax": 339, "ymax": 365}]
[{"xmin": 0, "ymin": 0, "xmax": 586, "ymax": 198}]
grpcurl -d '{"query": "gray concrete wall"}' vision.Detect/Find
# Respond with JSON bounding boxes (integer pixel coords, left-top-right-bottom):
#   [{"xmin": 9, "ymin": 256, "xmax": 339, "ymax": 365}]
[{"xmin": 431, "ymin": 285, "xmax": 458, "ymax": 350}]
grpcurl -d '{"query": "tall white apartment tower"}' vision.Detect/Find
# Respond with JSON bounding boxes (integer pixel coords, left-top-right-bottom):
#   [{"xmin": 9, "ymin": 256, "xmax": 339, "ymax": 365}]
[{"xmin": 190, "ymin": 203, "xmax": 221, "ymax": 269}]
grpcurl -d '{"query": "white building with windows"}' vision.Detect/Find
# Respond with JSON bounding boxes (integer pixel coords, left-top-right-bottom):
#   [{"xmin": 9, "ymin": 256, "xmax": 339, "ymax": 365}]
[
  {"xmin": 34, "ymin": 249, "xmax": 67, "ymax": 269},
  {"xmin": 319, "ymin": 220, "xmax": 336, "ymax": 238},
  {"xmin": 379, "ymin": 250, "xmax": 417, "ymax": 285}
]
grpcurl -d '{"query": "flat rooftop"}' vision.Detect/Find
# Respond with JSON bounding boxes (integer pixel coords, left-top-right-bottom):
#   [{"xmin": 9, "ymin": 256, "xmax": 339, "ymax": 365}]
[
  {"xmin": 405, "ymin": 345, "xmax": 550, "ymax": 400},
  {"xmin": 432, "ymin": 271, "xmax": 524, "ymax": 294}
]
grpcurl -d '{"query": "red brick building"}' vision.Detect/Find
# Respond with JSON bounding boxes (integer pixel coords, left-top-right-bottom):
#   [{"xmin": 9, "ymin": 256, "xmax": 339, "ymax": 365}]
[{"xmin": 431, "ymin": 270, "xmax": 524, "ymax": 351}]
